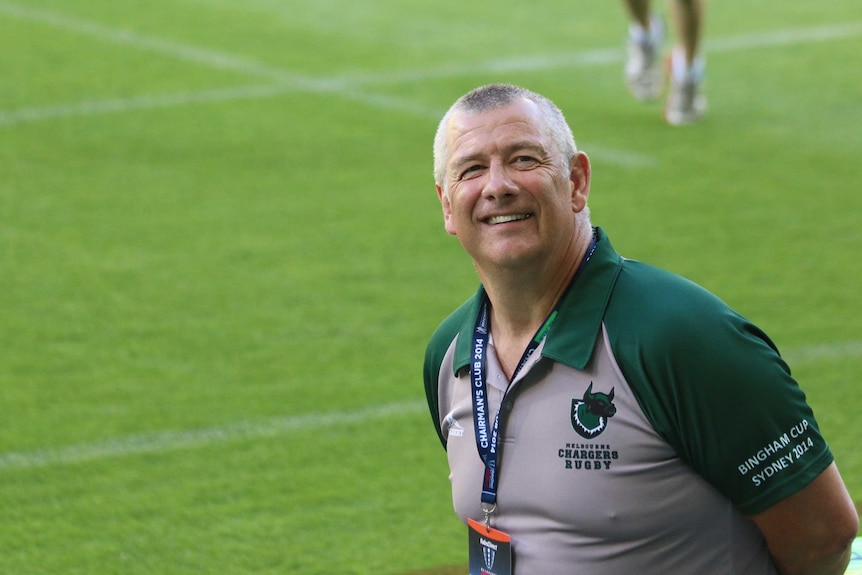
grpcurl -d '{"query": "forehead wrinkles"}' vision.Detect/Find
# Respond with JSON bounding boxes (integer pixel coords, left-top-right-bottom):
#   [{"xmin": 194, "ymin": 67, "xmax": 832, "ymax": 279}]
[{"xmin": 447, "ymin": 110, "xmax": 548, "ymax": 168}]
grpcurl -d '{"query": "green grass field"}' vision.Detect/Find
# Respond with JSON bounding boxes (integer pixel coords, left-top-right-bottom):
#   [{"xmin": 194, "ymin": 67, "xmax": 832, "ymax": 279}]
[{"xmin": 1, "ymin": 0, "xmax": 860, "ymax": 572}]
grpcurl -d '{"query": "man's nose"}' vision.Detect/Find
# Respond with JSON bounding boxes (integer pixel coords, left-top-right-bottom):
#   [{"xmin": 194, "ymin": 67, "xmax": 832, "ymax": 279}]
[{"xmin": 482, "ymin": 161, "xmax": 517, "ymax": 199}]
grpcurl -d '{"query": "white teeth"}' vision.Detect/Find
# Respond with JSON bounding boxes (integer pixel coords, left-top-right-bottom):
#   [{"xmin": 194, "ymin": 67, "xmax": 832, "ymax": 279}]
[{"xmin": 488, "ymin": 214, "xmax": 530, "ymax": 225}]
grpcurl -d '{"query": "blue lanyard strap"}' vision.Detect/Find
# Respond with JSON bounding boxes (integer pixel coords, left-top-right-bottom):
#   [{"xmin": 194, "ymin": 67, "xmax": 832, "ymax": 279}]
[
  {"xmin": 470, "ymin": 232, "xmax": 598, "ymax": 506},
  {"xmin": 471, "ymin": 298, "xmax": 543, "ymax": 504}
]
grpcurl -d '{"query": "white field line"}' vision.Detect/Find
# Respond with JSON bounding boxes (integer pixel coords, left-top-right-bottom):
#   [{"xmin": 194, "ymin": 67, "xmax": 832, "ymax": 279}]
[
  {"xmin": 0, "ymin": 84, "xmax": 295, "ymax": 127},
  {"xmin": 0, "ymin": 400, "xmax": 427, "ymax": 473},
  {"xmin": 3, "ymin": 0, "xmax": 860, "ymax": 88},
  {"xmin": 0, "ymin": 340, "xmax": 860, "ymax": 474},
  {"xmin": 0, "ymin": 1, "xmax": 654, "ymax": 167},
  {"xmin": 340, "ymin": 21, "xmax": 862, "ymax": 86},
  {"xmin": 1, "ymin": 3, "xmax": 861, "ymax": 165},
  {"xmin": 783, "ymin": 340, "xmax": 862, "ymax": 365},
  {"xmin": 0, "ymin": 17, "xmax": 858, "ymax": 119},
  {"xmin": 0, "ymin": 1, "xmax": 319, "ymax": 86}
]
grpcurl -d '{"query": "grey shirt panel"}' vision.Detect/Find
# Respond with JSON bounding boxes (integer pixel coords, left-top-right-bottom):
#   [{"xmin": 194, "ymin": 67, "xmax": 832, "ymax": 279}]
[{"xmin": 438, "ymin": 326, "xmax": 776, "ymax": 574}]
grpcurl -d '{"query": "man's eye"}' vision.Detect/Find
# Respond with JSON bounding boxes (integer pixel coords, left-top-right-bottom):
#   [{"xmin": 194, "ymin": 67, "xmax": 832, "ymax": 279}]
[
  {"xmin": 514, "ymin": 155, "xmax": 537, "ymax": 164},
  {"xmin": 460, "ymin": 165, "xmax": 483, "ymax": 178}
]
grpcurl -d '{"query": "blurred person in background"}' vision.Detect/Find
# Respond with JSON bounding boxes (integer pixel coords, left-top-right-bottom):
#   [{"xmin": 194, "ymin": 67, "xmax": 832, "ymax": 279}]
[{"xmin": 623, "ymin": 0, "xmax": 707, "ymax": 124}]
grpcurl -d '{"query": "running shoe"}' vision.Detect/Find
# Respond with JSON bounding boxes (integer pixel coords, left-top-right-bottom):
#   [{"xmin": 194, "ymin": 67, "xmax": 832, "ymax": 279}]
[
  {"xmin": 624, "ymin": 17, "xmax": 665, "ymax": 101},
  {"xmin": 664, "ymin": 69, "xmax": 707, "ymax": 125}
]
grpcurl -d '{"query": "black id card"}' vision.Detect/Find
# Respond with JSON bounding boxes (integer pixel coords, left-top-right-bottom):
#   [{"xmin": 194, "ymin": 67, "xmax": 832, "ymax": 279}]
[{"xmin": 467, "ymin": 518, "xmax": 512, "ymax": 575}]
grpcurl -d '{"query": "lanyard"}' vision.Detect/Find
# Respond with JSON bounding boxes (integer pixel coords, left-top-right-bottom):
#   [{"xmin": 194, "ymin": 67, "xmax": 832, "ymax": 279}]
[{"xmin": 470, "ymin": 233, "xmax": 598, "ymax": 520}]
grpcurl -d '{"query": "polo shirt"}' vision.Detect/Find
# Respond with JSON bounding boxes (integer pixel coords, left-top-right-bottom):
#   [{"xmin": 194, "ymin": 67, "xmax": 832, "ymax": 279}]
[{"xmin": 423, "ymin": 227, "xmax": 833, "ymax": 574}]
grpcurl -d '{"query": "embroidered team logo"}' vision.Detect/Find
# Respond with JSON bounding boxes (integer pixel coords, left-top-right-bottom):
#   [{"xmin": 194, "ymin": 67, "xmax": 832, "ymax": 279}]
[{"xmin": 571, "ymin": 383, "xmax": 616, "ymax": 439}]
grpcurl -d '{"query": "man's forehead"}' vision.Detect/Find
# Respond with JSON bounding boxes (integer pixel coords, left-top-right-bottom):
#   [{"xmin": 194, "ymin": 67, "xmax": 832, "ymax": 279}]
[
  {"xmin": 447, "ymin": 100, "xmax": 548, "ymax": 155},
  {"xmin": 449, "ymin": 98, "xmax": 540, "ymax": 131}
]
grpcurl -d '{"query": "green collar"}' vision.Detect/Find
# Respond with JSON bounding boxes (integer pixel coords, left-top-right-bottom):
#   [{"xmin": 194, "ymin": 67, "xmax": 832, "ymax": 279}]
[{"xmin": 451, "ymin": 227, "xmax": 623, "ymax": 374}]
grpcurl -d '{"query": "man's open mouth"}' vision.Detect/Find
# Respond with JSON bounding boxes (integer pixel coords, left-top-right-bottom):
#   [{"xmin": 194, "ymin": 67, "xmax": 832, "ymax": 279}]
[{"xmin": 486, "ymin": 213, "xmax": 532, "ymax": 225}]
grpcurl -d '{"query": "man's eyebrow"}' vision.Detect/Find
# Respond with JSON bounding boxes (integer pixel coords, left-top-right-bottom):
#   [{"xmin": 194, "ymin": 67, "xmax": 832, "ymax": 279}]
[
  {"xmin": 506, "ymin": 141, "xmax": 547, "ymax": 156},
  {"xmin": 451, "ymin": 152, "xmax": 484, "ymax": 170},
  {"xmin": 450, "ymin": 141, "xmax": 547, "ymax": 169}
]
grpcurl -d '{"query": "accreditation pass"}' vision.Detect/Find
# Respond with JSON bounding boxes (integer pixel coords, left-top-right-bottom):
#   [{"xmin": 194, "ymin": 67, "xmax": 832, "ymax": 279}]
[{"xmin": 468, "ymin": 518, "xmax": 512, "ymax": 575}]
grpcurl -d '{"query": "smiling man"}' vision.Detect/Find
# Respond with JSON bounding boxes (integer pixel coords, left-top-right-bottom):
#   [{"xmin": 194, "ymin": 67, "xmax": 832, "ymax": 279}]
[{"xmin": 423, "ymin": 83, "xmax": 858, "ymax": 574}]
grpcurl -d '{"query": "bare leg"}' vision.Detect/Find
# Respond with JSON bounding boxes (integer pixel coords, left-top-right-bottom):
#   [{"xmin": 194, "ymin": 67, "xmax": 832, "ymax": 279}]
[
  {"xmin": 670, "ymin": 0, "xmax": 706, "ymax": 66},
  {"xmin": 623, "ymin": 0, "xmax": 653, "ymax": 30},
  {"xmin": 664, "ymin": 0, "xmax": 707, "ymax": 124},
  {"xmin": 622, "ymin": 0, "xmax": 664, "ymax": 100}
]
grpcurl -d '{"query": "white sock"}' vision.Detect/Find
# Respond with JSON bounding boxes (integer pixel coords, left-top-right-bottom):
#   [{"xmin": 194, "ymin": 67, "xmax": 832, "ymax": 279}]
[
  {"xmin": 671, "ymin": 45, "xmax": 705, "ymax": 82},
  {"xmin": 629, "ymin": 15, "xmax": 662, "ymax": 45}
]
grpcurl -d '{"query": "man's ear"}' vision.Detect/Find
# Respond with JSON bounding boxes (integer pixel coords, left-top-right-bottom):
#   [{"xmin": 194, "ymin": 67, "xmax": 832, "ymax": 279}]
[
  {"xmin": 436, "ymin": 183, "xmax": 457, "ymax": 236},
  {"xmin": 569, "ymin": 151, "xmax": 591, "ymax": 213}
]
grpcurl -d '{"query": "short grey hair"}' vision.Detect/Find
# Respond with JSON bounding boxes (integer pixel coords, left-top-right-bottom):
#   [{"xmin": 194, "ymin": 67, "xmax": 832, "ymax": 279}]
[{"xmin": 432, "ymin": 83, "xmax": 578, "ymax": 194}]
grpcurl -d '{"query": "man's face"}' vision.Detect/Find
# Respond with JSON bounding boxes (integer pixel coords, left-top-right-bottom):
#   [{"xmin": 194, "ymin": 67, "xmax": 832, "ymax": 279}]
[{"xmin": 436, "ymin": 98, "xmax": 589, "ymax": 272}]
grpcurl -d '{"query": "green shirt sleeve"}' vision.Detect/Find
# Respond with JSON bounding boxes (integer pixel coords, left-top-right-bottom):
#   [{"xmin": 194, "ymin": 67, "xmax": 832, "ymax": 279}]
[
  {"xmin": 606, "ymin": 259, "xmax": 833, "ymax": 515},
  {"xmin": 424, "ymin": 295, "xmax": 477, "ymax": 449}
]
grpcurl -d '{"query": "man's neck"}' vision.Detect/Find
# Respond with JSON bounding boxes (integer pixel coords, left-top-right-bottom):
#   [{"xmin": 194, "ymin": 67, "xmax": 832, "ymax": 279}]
[{"xmin": 478, "ymin": 235, "xmax": 592, "ymax": 378}]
